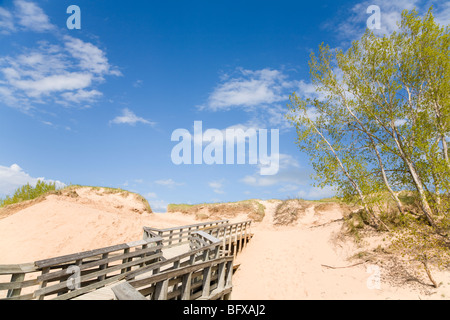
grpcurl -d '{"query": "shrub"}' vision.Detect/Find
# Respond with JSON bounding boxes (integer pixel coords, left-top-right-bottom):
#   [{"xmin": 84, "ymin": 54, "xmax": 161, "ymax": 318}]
[{"xmin": 0, "ymin": 180, "xmax": 58, "ymax": 207}]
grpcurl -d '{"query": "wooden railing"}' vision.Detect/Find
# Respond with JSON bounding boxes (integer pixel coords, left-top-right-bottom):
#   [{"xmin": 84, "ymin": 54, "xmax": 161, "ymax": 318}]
[
  {"xmin": 125, "ymin": 231, "xmax": 222, "ymax": 281},
  {"xmin": 0, "ymin": 219, "xmax": 253, "ymax": 300},
  {"xmin": 143, "ymin": 220, "xmax": 229, "ymax": 248},
  {"xmin": 113, "ymin": 231, "xmax": 234, "ymax": 300},
  {"xmin": 113, "ymin": 256, "xmax": 234, "ymax": 300},
  {"xmin": 143, "ymin": 220, "xmax": 252, "ymax": 258},
  {"xmin": 0, "ymin": 237, "xmax": 163, "ymax": 300},
  {"xmin": 202, "ymin": 220, "xmax": 253, "ymax": 258}
]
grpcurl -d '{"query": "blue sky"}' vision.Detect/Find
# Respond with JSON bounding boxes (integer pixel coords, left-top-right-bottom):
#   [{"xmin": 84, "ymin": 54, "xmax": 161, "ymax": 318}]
[{"xmin": 0, "ymin": 0, "xmax": 448, "ymax": 211}]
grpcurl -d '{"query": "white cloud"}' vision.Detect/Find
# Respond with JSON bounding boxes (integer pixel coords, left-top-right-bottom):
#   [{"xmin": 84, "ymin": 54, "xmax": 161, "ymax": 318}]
[
  {"xmin": 200, "ymin": 68, "xmax": 292, "ymax": 112},
  {"xmin": 241, "ymin": 154, "xmax": 310, "ymax": 187},
  {"xmin": 147, "ymin": 199, "xmax": 167, "ymax": 212},
  {"xmin": 154, "ymin": 179, "xmax": 184, "ymax": 188},
  {"xmin": 110, "ymin": 108, "xmax": 155, "ymax": 126},
  {"xmin": 331, "ymin": 0, "xmax": 448, "ymax": 42},
  {"xmin": 14, "ymin": 0, "xmax": 55, "ymax": 32},
  {"xmin": 297, "ymin": 186, "xmax": 336, "ymax": 200},
  {"xmin": 434, "ymin": 2, "xmax": 450, "ymax": 26},
  {"xmin": 64, "ymin": 36, "xmax": 121, "ymax": 77},
  {"xmin": 0, "ymin": 3, "xmax": 120, "ymax": 113},
  {"xmin": 0, "ymin": 163, "xmax": 65, "ymax": 196},
  {"xmin": 60, "ymin": 89, "xmax": 103, "ymax": 104},
  {"xmin": 0, "ymin": 7, "xmax": 15, "ymax": 34},
  {"xmin": 133, "ymin": 80, "xmax": 143, "ymax": 88},
  {"xmin": 146, "ymin": 192, "xmax": 157, "ymax": 198},
  {"xmin": 208, "ymin": 180, "xmax": 225, "ymax": 194}
]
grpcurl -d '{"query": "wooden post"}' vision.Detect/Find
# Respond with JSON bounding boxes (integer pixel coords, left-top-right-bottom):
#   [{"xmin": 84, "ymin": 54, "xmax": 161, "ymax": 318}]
[
  {"xmin": 217, "ymin": 262, "xmax": 226, "ymax": 291},
  {"xmin": 180, "ymin": 272, "xmax": 192, "ymax": 300},
  {"xmin": 201, "ymin": 266, "xmax": 212, "ymax": 298},
  {"xmin": 97, "ymin": 253, "xmax": 109, "ymax": 282},
  {"xmin": 36, "ymin": 267, "xmax": 50, "ymax": 300},
  {"xmin": 222, "ymin": 227, "xmax": 226, "ymax": 257},
  {"xmin": 6, "ymin": 273, "xmax": 25, "ymax": 298},
  {"xmin": 121, "ymin": 248, "xmax": 130, "ymax": 274},
  {"xmin": 225, "ymin": 260, "xmax": 233, "ymax": 288},
  {"xmin": 227, "ymin": 226, "xmax": 232, "ymax": 256},
  {"xmin": 169, "ymin": 230, "xmax": 173, "ymax": 246},
  {"xmin": 154, "ymin": 280, "xmax": 168, "ymax": 300}
]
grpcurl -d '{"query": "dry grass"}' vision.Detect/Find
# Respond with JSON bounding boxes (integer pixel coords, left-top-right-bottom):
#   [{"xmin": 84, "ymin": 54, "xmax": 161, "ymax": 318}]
[{"xmin": 167, "ymin": 200, "xmax": 265, "ymax": 222}]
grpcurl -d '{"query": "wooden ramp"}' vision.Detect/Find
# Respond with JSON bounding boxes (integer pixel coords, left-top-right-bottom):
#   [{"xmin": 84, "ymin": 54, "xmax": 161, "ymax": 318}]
[{"xmin": 0, "ymin": 220, "xmax": 253, "ymax": 300}]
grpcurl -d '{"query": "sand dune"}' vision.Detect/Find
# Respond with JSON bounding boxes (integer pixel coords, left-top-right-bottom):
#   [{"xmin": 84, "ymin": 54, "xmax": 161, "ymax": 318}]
[{"xmin": 0, "ymin": 188, "xmax": 448, "ymax": 299}]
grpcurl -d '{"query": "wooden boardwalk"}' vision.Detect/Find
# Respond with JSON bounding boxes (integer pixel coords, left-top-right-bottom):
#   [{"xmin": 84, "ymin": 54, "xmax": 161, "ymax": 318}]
[{"xmin": 0, "ymin": 219, "xmax": 253, "ymax": 300}]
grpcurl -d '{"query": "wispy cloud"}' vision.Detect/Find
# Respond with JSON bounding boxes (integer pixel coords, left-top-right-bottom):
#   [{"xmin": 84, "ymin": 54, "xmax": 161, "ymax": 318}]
[
  {"xmin": 14, "ymin": 0, "xmax": 55, "ymax": 32},
  {"xmin": 208, "ymin": 180, "xmax": 225, "ymax": 194},
  {"xmin": 199, "ymin": 68, "xmax": 292, "ymax": 112},
  {"xmin": 110, "ymin": 108, "xmax": 155, "ymax": 126},
  {"xmin": 297, "ymin": 186, "xmax": 336, "ymax": 200},
  {"xmin": 154, "ymin": 178, "xmax": 185, "ymax": 188},
  {"xmin": 327, "ymin": 0, "xmax": 448, "ymax": 43},
  {"xmin": 0, "ymin": 1, "xmax": 120, "ymax": 113},
  {"xmin": 241, "ymin": 154, "xmax": 310, "ymax": 187},
  {"xmin": 0, "ymin": 7, "xmax": 15, "ymax": 34}
]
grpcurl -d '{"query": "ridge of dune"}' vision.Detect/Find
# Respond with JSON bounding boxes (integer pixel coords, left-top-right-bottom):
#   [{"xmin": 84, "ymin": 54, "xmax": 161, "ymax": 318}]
[
  {"xmin": 1, "ymin": 191, "xmax": 449, "ymax": 300},
  {"xmin": 0, "ymin": 187, "xmax": 198, "ymax": 264}
]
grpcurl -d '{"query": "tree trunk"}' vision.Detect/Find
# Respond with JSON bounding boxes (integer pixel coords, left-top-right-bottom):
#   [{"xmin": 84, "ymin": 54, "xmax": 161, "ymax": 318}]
[
  {"xmin": 307, "ymin": 118, "xmax": 390, "ymax": 231},
  {"xmin": 391, "ymin": 129, "xmax": 437, "ymax": 229}
]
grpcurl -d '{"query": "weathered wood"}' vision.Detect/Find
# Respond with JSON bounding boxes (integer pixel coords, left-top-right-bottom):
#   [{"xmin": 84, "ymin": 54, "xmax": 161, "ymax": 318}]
[
  {"xmin": 112, "ymin": 282, "xmax": 147, "ymax": 300},
  {"xmin": 0, "ymin": 278, "xmax": 39, "ymax": 291},
  {"xmin": 180, "ymin": 272, "xmax": 192, "ymax": 300},
  {"xmin": 35, "ymin": 238, "xmax": 162, "ymax": 269},
  {"xmin": 129, "ymin": 257, "xmax": 232, "ymax": 289},
  {"xmin": 33, "ymin": 252, "xmax": 163, "ymax": 298},
  {"xmin": 6, "ymin": 273, "xmax": 25, "ymax": 298},
  {"xmin": 154, "ymin": 279, "xmax": 168, "ymax": 300},
  {"xmin": 201, "ymin": 266, "xmax": 212, "ymax": 298},
  {"xmin": 125, "ymin": 242, "xmax": 220, "ymax": 280},
  {"xmin": 37, "ymin": 248, "xmax": 163, "ymax": 283},
  {"xmin": 0, "ymin": 264, "xmax": 37, "ymax": 275}
]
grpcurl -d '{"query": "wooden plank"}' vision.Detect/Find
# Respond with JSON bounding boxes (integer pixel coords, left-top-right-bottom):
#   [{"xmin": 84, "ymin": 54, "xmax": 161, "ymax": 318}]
[
  {"xmin": 0, "ymin": 263, "xmax": 37, "ymax": 275},
  {"xmin": 37, "ymin": 247, "xmax": 162, "ymax": 283},
  {"xmin": 0, "ymin": 278, "xmax": 39, "ymax": 291},
  {"xmin": 6, "ymin": 273, "xmax": 25, "ymax": 298},
  {"xmin": 154, "ymin": 280, "xmax": 168, "ymax": 300},
  {"xmin": 201, "ymin": 266, "xmax": 212, "ymax": 298},
  {"xmin": 34, "ymin": 252, "xmax": 163, "ymax": 298},
  {"xmin": 180, "ymin": 272, "xmax": 192, "ymax": 300},
  {"xmin": 112, "ymin": 282, "xmax": 147, "ymax": 300},
  {"xmin": 51, "ymin": 273, "xmax": 124, "ymax": 300},
  {"xmin": 1, "ymin": 292, "xmax": 35, "ymax": 300},
  {"xmin": 129, "ymin": 257, "xmax": 232, "ymax": 289},
  {"xmin": 35, "ymin": 238, "xmax": 162, "ymax": 268},
  {"xmin": 216, "ymin": 262, "xmax": 226, "ymax": 291},
  {"xmin": 144, "ymin": 220, "xmax": 228, "ymax": 233},
  {"xmin": 225, "ymin": 260, "xmax": 233, "ymax": 288},
  {"xmin": 125, "ymin": 242, "xmax": 220, "ymax": 280}
]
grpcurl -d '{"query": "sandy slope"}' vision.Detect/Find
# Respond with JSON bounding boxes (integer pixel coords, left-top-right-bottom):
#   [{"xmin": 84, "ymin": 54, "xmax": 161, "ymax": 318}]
[
  {"xmin": 0, "ymin": 187, "xmax": 199, "ymax": 264},
  {"xmin": 231, "ymin": 200, "xmax": 450, "ymax": 300},
  {"xmin": 0, "ymin": 190, "xmax": 448, "ymax": 300}
]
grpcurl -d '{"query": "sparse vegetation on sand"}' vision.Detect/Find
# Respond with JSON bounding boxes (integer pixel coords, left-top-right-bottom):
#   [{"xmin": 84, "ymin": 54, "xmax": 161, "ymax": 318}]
[
  {"xmin": 286, "ymin": 8, "xmax": 450, "ymax": 288},
  {"xmin": 0, "ymin": 184, "xmax": 153, "ymax": 215},
  {"xmin": 0, "ymin": 180, "xmax": 58, "ymax": 208},
  {"xmin": 168, "ymin": 200, "xmax": 265, "ymax": 222}
]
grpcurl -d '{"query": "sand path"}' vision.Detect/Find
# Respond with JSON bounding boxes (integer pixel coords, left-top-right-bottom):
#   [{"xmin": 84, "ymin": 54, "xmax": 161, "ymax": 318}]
[{"xmin": 231, "ymin": 200, "xmax": 424, "ymax": 300}]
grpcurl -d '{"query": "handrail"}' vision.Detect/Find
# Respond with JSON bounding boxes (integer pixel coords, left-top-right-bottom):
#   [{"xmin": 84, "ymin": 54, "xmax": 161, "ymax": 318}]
[{"xmin": 0, "ymin": 237, "xmax": 163, "ymax": 300}]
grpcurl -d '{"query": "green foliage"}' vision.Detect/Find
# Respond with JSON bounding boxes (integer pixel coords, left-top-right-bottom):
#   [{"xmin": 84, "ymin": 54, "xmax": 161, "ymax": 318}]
[
  {"xmin": 286, "ymin": 7, "xmax": 449, "ymax": 283},
  {"xmin": 0, "ymin": 180, "xmax": 57, "ymax": 207}
]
